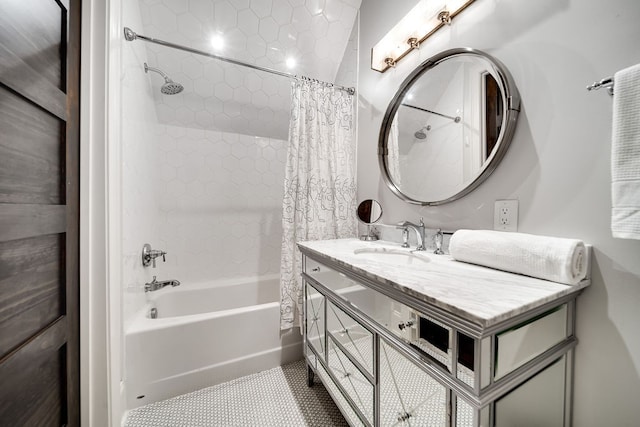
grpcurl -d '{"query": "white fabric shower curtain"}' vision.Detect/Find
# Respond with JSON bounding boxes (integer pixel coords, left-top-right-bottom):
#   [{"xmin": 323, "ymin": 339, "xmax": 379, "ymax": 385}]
[{"xmin": 279, "ymin": 80, "xmax": 358, "ymax": 331}]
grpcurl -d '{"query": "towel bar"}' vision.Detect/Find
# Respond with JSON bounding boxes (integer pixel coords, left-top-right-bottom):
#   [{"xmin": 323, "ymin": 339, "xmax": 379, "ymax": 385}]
[{"xmin": 586, "ymin": 76, "xmax": 614, "ymax": 95}]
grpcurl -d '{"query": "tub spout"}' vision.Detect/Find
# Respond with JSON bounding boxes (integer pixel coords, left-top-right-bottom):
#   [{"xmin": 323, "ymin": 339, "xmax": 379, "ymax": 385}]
[{"xmin": 144, "ymin": 276, "xmax": 181, "ymax": 292}]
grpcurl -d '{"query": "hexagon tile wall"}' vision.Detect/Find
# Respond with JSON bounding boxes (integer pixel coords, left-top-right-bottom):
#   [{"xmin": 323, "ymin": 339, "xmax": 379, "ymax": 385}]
[
  {"xmin": 126, "ymin": 0, "xmax": 360, "ymax": 284},
  {"xmin": 154, "ymin": 125, "xmax": 288, "ymax": 283},
  {"xmin": 138, "ymin": 0, "xmax": 361, "ymax": 140}
]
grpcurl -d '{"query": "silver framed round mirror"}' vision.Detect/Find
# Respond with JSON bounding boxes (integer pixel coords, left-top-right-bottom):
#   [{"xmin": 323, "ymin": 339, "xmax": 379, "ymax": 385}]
[{"xmin": 378, "ymin": 48, "xmax": 521, "ymax": 205}]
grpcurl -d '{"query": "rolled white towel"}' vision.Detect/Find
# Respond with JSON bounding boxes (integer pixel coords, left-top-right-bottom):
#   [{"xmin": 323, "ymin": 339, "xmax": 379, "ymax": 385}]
[{"xmin": 449, "ymin": 230, "xmax": 587, "ymax": 285}]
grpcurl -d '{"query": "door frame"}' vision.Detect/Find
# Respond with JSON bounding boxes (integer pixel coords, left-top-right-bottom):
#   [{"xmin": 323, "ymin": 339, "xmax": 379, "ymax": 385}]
[{"xmin": 79, "ymin": 0, "xmax": 125, "ymax": 425}]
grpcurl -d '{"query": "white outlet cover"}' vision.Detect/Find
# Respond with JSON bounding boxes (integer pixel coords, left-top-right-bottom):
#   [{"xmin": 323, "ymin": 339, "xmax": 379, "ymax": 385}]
[{"xmin": 494, "ymin": 200, "xmax": 518, "ymax": 231}]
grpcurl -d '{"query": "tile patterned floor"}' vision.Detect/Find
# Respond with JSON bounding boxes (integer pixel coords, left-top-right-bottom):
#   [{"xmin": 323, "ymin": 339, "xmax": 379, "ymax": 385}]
[{"xmin": 124, "ymin": 360, "xmax": 348, "ymax": 427}]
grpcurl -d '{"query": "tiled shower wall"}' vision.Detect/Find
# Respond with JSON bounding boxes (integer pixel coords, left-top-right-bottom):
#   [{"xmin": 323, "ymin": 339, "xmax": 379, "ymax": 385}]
[
  {"xmin": 121, "ymin": 0, "xmax": 161, "ymax": 328},
  {"xmin": 123, "ymin": 0, "xmax": 360, "ymax": 289},
  {"xmin": 153, "ymin": 125, "xmax": 287, "ymax": 284},
  {"xmin": 143, "ymin": 20, "xmax": 359, "ymax": 287}
]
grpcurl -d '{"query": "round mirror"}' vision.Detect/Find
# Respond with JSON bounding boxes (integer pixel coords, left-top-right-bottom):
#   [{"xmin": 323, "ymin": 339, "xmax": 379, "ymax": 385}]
[
  {"xmin": 357, "ymin": 199, "xmax": 383, "ymax": 224},
  {"xmin": 357, "ymin": 199, "xmax": 382, "ymax": 241},
  {"xmin": 379, "ymin": 48, "xmax": 520, "ymax": 205}
]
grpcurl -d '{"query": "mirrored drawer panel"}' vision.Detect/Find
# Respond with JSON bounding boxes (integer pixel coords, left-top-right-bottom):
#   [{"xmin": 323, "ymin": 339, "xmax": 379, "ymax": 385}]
[
  {"xmin": 455, "ymin": 395, "xmax": 475, "ymax": 427},
  {"xmin": 305, "ymin": 282, "xmax": 325, "ymax": 361},
  {"xmin": 306, "ymin": 257, "xmax": 357, "ymax": 293},
  {"xmin": 316, "ymin": 360, "xmax": 365, "ymax": 427},
  {"xmin": 379, "ymin": 338, "xmax": 448, "ymax": 426},
  {"xmin": 495, "ymin": 304, "xmax": 568, "ymax": 380},
  {"xmin": 327, "ymin": 301, "xmax": 374, "ymax": 376},
  {"xmin": 328, "ymin": 337, "xmax": 374, "ymax": 425}
]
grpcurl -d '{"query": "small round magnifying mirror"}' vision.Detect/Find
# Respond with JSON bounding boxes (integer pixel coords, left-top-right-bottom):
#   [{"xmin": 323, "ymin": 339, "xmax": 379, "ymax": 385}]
[{"xmin": 357, "ymin": 199, "xmax": 383, "ymax": 241}]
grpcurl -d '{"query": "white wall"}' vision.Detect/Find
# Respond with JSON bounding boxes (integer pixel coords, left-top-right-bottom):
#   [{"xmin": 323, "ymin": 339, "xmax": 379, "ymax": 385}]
[
  {"xmin": 358, "ymin": 0, "xmax": 640, "ymax": 425},
  {"xmin": 120, "ymin": 0, "xmax": 162, "ymax": 331}
]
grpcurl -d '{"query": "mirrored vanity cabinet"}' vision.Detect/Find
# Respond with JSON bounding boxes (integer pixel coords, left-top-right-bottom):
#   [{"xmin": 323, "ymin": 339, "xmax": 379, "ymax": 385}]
[{"xmin": 299, "ymin": 239, "xmax": 590, "ymax": 427}]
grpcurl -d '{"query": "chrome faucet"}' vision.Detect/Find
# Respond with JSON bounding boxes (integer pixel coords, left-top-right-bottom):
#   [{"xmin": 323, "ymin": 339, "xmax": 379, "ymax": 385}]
[
  {"xmin": 144, "ymin": 276, "xmax": 181, "ymax": 292},
  {"xmin": 398, "ymin": 218, "xmax": 426, "ymax": 251}
]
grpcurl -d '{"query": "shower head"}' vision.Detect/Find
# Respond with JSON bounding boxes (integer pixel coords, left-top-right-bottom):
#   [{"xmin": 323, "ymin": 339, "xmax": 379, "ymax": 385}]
[
  {"xmin": 160, "ymin": 80, "xmax": 184, "ymax": 95},
  {"xmin": 144, "ymin": 63, "xmax": 184, "ymax": 95},
  {"xmin": 414, "ymin": 125, "xmax": 431, "ymax": 140}
]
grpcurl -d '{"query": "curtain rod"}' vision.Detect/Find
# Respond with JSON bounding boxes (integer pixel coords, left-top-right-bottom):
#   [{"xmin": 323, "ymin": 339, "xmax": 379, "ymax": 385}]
[
  {"xmin": 123, "ymin": 27, "xmax": 355, "ymax": 96},
  {"xmin": 400, "ymin": 103, "xmax": 461, "ymax": 122}
]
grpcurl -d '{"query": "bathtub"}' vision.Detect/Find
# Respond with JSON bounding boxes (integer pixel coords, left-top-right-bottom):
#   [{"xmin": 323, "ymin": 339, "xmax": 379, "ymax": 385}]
[{"xmin": 125, "ymin": 274, "xmax": 303, "ymax": 409}]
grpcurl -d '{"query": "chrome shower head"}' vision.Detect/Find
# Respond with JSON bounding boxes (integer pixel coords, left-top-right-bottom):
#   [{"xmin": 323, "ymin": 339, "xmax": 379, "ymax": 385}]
[
  {"xmin": 160, "ymin": 80, "xmax": 184, "ymax": 95},
  {"xmin": 414, "ymin": 125, "xmax": 431, "ymax": 140},
  {"xmin": 144, "ymin": 63, "xmax": 184, "ymax": 95}
]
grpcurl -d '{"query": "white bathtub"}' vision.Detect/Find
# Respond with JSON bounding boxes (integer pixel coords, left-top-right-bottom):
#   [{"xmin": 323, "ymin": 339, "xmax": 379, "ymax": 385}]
[{"xmin": 125, "ymin": 274, "xmax": 303, "ymax": 409}]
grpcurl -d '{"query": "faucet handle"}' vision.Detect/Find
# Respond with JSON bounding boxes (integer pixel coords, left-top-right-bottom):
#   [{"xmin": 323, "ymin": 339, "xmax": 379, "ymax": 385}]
[
  {"xmin": 434, "ymin": 229, "xmax": 444, "ymax": 254},
  {"xmin": 401, "ymin": 228, "xmax": 409, "ymax": 248}
]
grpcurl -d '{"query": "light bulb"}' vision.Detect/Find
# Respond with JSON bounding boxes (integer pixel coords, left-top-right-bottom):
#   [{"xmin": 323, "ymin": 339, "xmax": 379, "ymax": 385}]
[{"xmin": 210, "ymin": 34, "xmax": 224, "ymax": 51}]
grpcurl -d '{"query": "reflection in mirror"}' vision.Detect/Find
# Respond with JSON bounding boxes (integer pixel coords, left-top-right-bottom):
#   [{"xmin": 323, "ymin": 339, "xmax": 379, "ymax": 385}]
[
  {"xmin": 357, "ymin": 199, "xmax": 382, "ymax": 241},
  {"xmin": 380, "ymin": 48, "xmax": 520, "ymax": 205}
]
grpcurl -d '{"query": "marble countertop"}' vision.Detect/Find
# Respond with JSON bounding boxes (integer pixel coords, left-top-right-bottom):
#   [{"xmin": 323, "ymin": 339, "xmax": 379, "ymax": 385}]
[{"xmin": 298, "ymin": 238, "xmax": 590, "ymax": 329}]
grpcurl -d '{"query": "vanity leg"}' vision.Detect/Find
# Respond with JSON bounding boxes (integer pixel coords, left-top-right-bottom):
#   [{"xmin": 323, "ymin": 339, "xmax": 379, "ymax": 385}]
[{"xmin": 307, "ymin": 364, "xmax": 315, "ymax": 387}]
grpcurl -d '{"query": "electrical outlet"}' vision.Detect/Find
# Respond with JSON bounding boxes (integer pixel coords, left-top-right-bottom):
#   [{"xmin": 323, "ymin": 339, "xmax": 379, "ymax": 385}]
[{"xmin": 494, "ymin": 200, "xmax": 518, "ymax": 231}]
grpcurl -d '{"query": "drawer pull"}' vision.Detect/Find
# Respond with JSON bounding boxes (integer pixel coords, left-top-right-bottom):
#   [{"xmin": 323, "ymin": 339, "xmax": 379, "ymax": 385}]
[
  {"xmin": 397, "ymin": 412, "xmax": 413, "ymax": 422},
  {"xmin": 398, "ymin": 320, "xmax": 414, "ymax": 330},
  {"xmin": 311, "ymin": 267, "xmax": 320, "ymax": 272}
]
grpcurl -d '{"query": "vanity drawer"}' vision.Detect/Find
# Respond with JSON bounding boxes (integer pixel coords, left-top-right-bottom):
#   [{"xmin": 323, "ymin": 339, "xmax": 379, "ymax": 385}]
[
  {"xmin": 304, "ymin": 256, "xmax": 359, "ymax": 295},
  {"xmin": 495, "ymin": 304, "xmax": 568, "ymax": 380},
  {"xmin": 379, "ymin": 338, "xmax": 448, "ymax": 426},
  {"xmin": 327, "ymin": 301, "xmax": 374, "ymax": 376},
  {"xmin": 316, "ymin": 359, "xmax": 365, "ymax": 427},
  {"xmin": 327, "ymin": 337, "xmax": 374, "ymax": 425}
]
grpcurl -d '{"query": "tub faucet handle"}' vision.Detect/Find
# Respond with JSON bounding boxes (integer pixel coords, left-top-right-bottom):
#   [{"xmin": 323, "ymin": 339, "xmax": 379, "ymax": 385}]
[{"xmin": 142, "ymin": 243, "xmax": 167, "ymax": 268}]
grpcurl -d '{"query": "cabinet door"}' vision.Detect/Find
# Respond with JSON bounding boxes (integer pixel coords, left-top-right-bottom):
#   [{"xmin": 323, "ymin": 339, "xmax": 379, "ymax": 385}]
[
  {"xmin": 316, "ymin": 358, "xmax": 366, "ymax": 427},
  {"xmin": 306, "ymin": 283, "xmax": 325, "ymax": 360},
  {"xmin": 380, "ymin": 338, "xmax": 448, "ymax": 426},
  {"xmin": 494, "ymin": 356, "xmax": 566, "ymax": 427}
]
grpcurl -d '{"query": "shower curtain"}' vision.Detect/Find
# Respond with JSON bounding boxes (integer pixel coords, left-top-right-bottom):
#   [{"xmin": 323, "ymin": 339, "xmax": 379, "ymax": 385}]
[{"xmin": 279, "ymin": 79, "xmax": 357, "ymax": 331}]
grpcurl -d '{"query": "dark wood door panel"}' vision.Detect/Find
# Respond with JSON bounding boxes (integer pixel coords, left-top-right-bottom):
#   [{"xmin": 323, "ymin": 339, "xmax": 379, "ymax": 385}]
[
  {"xmin": 0, "ymin": 204, "xmax": 66, "ymax": 242},
  {"xmin": 0, "ymin": 234, "xmax": 64, "ymax": 359},
  {"xmin": 0, "ymin": 318, "xmax": 67, "ymax": 426},
  {"xmin": 0, "ymin": 46, "xmax": 67, "ymax": 121},
  {"xmin": 0, "ymin": 86, "xmax": 65, "ymax": 205},
  {"xmin": 0, "ymin": 0, "xmax": 65, "ymax": 91},
  {"xmin": 0, "ymin": 0, "xmax": 80, "ymax": 424}
]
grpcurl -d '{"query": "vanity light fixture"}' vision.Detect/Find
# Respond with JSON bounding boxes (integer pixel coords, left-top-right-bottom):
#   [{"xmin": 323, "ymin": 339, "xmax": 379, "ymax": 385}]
[{"xmin": 371, "ymin": 0, "xmax": 476, "ymax": 73}]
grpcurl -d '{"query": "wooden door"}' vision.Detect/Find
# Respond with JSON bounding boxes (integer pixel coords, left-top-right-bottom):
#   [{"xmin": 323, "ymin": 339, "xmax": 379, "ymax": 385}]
[{"xmin": 0, "ymin": 0, "xmax": 80, "ymax": 425}]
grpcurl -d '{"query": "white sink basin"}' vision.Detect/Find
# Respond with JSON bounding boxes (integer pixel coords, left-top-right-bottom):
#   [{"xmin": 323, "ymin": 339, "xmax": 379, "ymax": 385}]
[{"xmin": 353, "ymin": 247, "xmax": 431, "ymax": 266}]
